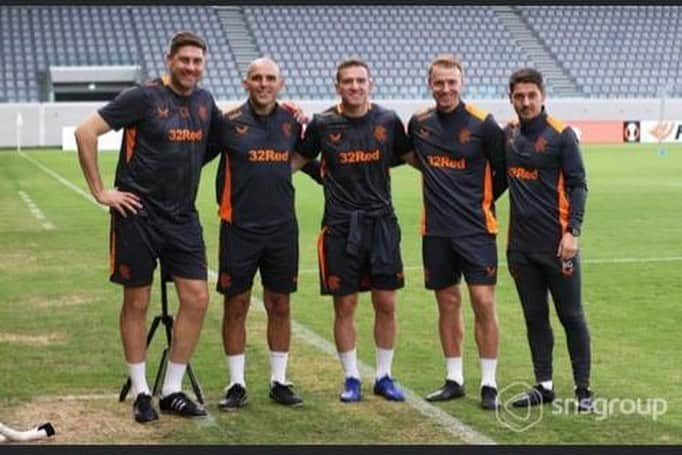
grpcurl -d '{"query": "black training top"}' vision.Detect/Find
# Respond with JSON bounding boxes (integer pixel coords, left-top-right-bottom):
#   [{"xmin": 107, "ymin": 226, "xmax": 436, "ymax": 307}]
[
  {"xmin": 298, "ymin": 103, "xmax": 410, "ymax": 227},
  {"xmin": 407, "ymin": 101, "xmax": 506, "ymax": 238},
  {"xmin": 99, "ymin": 76, "xmax": 221, "ymax": 222},
  {"xmin": 211, "ymin": 101, "xmax": 303, "ymax": 233},
  {"xmin": 504, "ymin": 109, "xmax": 588, "ymax": 253}
]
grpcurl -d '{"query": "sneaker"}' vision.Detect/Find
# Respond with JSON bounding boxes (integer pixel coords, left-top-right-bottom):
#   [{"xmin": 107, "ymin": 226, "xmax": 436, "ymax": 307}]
[
  {"xmin": 425, "ymin": 379, "xmax": 466, "ymax": 402},
  {"xmin": 512, "ymin": 384, "xmax": 556, "ymax": 408},
  {"xmin": 269, "ymin": 381, "xmax": 303, "ymax": 407},
  {"xmin": 218, "ymin": 383, "xmax": 248, "ymax": 411},
  {"xmin": 340, "ymin": 376, "xmax": 362, "ymax": 402},
  {"xmin": 132, "ymin": 393, "xmax": 159, "ymax": 423},
  {"xmin": 159, "ymin": 391, "xmax": 207, "ymax": 417},
  {"xmin": 575, "ymin": 386, "xmax": 595, "ymax": 413},
  {"xmin": 373, "ymin": 375, "xmax": 406, "ymax": 402},
  {"xmin": 480, "ymin": 385, "xmax": 500, "ymax": 410}
]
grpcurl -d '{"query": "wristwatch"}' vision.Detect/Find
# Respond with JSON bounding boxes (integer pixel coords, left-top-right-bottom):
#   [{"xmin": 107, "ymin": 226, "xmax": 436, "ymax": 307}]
[{"xmin": 567, "ymin": 226, "xmax": 581, "ymax": 237}]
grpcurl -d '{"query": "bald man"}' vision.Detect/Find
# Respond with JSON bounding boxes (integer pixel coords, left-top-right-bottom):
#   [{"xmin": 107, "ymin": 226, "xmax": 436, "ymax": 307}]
[{"xmin": 209, "ymin": 58, "xmax": 312, "ymax": 409}]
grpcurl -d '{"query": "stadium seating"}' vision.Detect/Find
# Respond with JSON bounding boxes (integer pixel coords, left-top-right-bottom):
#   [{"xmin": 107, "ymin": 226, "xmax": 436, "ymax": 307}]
[
  {"xmin": 517, "ymin": 5, "xmax": 682, "ymax": 98},
  {"xmin": 1, "ymin": 5, "xmax": 681, "ymax": 102},
  {"xmin": 243, "ymin": 5, "xmax": 529, "ymax": 99}
]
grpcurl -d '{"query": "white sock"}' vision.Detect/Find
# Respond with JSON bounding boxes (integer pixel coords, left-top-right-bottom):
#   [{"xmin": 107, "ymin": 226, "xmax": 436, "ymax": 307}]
[
  {"xmin": 445, "ymin": 357, "xmax": 464, "ymax": 385},
  {"xmin": 541, "ymin": 380, "xmax": 553, "ymax": 391},
  {"xmin": 161, "ymin": 360, "xmax": 187, "ymax": 397},
  {"xmin": 375, "ymin": 347, "xmax": 394, "ymax": 380},
  {"xmin": 338, "ymin": 348, "xmax": 360, "ymax": 379},
  {"xmin": 270, "ymin": 351, "xmax": 288, "ymax": 384},
  {"xmin": 227, "ymin": 353, "xmax": 246, "ymax": 387},
  {"xmin": 480, "ymin": 357, "xmax": 498, "ymax": 389},
  {"xmin": 128, "ymin": 361, "xmax": 151, "ymax": 397}
]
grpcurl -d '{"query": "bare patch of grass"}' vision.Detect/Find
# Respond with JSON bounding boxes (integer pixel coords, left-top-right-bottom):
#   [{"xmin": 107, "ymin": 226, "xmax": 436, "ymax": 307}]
[{"xmin": 0, "ymin": 332, "xmax": 65, "ymax": 346}]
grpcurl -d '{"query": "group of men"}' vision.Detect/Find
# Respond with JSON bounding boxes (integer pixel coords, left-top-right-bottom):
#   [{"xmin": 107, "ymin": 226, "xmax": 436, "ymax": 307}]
[{"xmin": 75, "ymin": 31, "xmax": 594, "ymax": 424}]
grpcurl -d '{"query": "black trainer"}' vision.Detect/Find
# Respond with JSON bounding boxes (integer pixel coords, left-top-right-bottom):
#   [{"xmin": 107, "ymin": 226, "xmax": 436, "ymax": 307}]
[
  {"xmin": 512, "ymin": 384, "xmax": 556, "ymax": 408},
  {"xmin": 159, "ymin": 391, "xmax": 207, "ymax": 417},
  {"xmin": 218, "ymin": 383, "xmax": 248, "ymax": 411},
  {"xmin": 575, "ymin": 386, "xmax": 595, "ymax": 413},
  {"xmin": 133, "ymin": 393, "xmax": 159, "ymax": 423},
  {"xmin": 269, "ymin": 381, "xmax": 303, "ymax": 407},
  {"xmin": 481, "ymin": 385, "xmax": 500, "ymax": 410},
  {"xmin": 425, "ymin": 380, "xmax": 466, "ymax": 402}
]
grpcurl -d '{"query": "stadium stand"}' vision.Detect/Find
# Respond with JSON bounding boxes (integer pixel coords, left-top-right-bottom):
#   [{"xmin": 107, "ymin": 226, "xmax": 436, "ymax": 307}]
[
  {"xmin": 243, "ymin": 5, "xmax": 530, "ymax": 99},
  {"xmin": 1, "ymin": 5, "xmax": 681, "ymax": 102},
  {"xmin": 517, "ymin": 5, "xmax": 682, "ymax": 98}
]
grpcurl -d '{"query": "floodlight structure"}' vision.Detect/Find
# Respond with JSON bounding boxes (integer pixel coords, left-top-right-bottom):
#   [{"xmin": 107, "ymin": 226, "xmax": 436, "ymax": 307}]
[{"xmin": 118, "ymin": 266, "xmax": 204, "ymax": 404}]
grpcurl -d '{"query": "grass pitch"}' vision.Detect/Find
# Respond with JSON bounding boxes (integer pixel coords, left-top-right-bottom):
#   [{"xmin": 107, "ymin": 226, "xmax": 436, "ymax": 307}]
[{"xmin": 0, "ymin": 143, "xmax": 680, "ymax": 444}]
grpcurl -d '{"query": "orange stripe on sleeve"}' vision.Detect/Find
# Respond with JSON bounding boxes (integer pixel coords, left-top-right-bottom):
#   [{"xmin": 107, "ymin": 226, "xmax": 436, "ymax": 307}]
[
  {"xmin": 482, "ymin": 162, "xmax": 498, "ymax": 234},
  {"xmin": 124, "ymin": 127, "xmax": 137, "ymax": 163},
  {"xmin": 317, "ymin": 226, "xmax": 329, "ymax": 290},
  {"xmin": 557, "ymin": 171, "xmax": 570, "ymax": 233},
  {"xmin": 218, "ymin": 154, "xmax": 233, "ymax": 222}
]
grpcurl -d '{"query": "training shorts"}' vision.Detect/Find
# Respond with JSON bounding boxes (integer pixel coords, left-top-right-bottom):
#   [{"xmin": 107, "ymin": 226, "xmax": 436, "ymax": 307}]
[{"xmin": 422, "ymin": 234, "xmax": 498, "ymax": 290}]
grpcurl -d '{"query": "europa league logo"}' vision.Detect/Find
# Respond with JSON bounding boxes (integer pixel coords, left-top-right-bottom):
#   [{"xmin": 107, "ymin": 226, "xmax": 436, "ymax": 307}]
[{"xmin": 623, "ymin": 121, "xmax": 640, "ymax": 143}]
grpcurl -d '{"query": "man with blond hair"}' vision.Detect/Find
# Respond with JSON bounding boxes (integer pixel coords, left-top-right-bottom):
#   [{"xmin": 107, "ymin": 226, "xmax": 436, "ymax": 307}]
[{"xmin": 403, "ymin": 54, "xmax": 506, "ymax": 410}]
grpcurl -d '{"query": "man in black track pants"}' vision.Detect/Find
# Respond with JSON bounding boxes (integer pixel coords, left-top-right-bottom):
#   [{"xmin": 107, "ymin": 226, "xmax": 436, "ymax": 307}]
[{"xmin": 503, "ymin": 68, "xmax": 594, "ymax": 412}]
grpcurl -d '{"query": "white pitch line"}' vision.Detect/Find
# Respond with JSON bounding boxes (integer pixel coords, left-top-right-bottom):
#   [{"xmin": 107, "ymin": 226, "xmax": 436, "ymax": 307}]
[
  {"xmin": 18, "ymin": 151, "xmax": 682, "ymax": 443},
  {"xmin": 33, "ymin": 393, "xmax": 119, "ymax": 402},
  {"xmin": 17, "ymin": 190, "xmax": 55, "ymax": 230},
  {"xmin": 23, "ymin": 154, "xmax": 494, "ymax": 444},
  {"xmin": 207, "ymin": 280, "xmax": 495, "ymax": 444},
  {"xmin": 17, "ymin": 151, "xmax": 105, "ymax": 212}
]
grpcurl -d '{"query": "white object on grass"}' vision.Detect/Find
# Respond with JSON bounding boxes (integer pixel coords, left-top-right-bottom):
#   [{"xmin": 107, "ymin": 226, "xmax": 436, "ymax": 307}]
[{"xmin": 0, "ymin": 421, "xmax": 55, "ymax": 442}]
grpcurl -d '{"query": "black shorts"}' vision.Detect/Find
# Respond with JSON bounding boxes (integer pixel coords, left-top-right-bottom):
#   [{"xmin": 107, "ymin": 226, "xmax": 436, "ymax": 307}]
[
  {"xmin": 317, "ymin": 219, "xmax": 404, "ymax": 296},
  {"xmin": 422, "ymin": 234, "xmax": 498, "ymax": 290},
  {"xmin": 109, "ymin": 209, "xmax": 207, "ymax": 287},
  {"xmin": 216, "ymin": 220, "xmax": 298, "ymax": 297}
]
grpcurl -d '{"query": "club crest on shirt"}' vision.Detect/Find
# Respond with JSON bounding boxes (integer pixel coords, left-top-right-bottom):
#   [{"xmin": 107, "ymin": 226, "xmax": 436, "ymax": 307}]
[
  {"xmin": 197, "ymin": 105, "xmax": 208, "ymax": 122},
  {"xmin": 179, "ymin": 106, "xmax": 190, "ymax": 119},
  {"xmin": 328, "ymin": 132, "xmax": 342, "ymax": 143},
  {"xmin": 458, "ymin": 128, "xmax": 471, "ymax": 144},
  {"xmin": 282, "ymin": 122, "xmax": 292, "ymax": 137},
  {"xmin": 235, "ymin": 125, "xmax": 249, "ymax": 136},
  {"xmin": 157, "ymin": 106, "xmax": 169, "ymax": 118},
  {"xmin": 535, "ymin": 136, "xmax": 548, "ymax": 153},
  {"xmin": 417, "ymin": 127, "xmax": 430, "ymax": 139},
  {"xmin": 374, "ymin": 125, "xmax": 387, "ymax": 143}
]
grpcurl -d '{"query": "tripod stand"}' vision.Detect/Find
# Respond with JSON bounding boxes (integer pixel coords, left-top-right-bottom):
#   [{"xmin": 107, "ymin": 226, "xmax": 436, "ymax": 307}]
[{"xmin": 119, "ymin": 267, "xmax": 205, "ymax": 404}]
